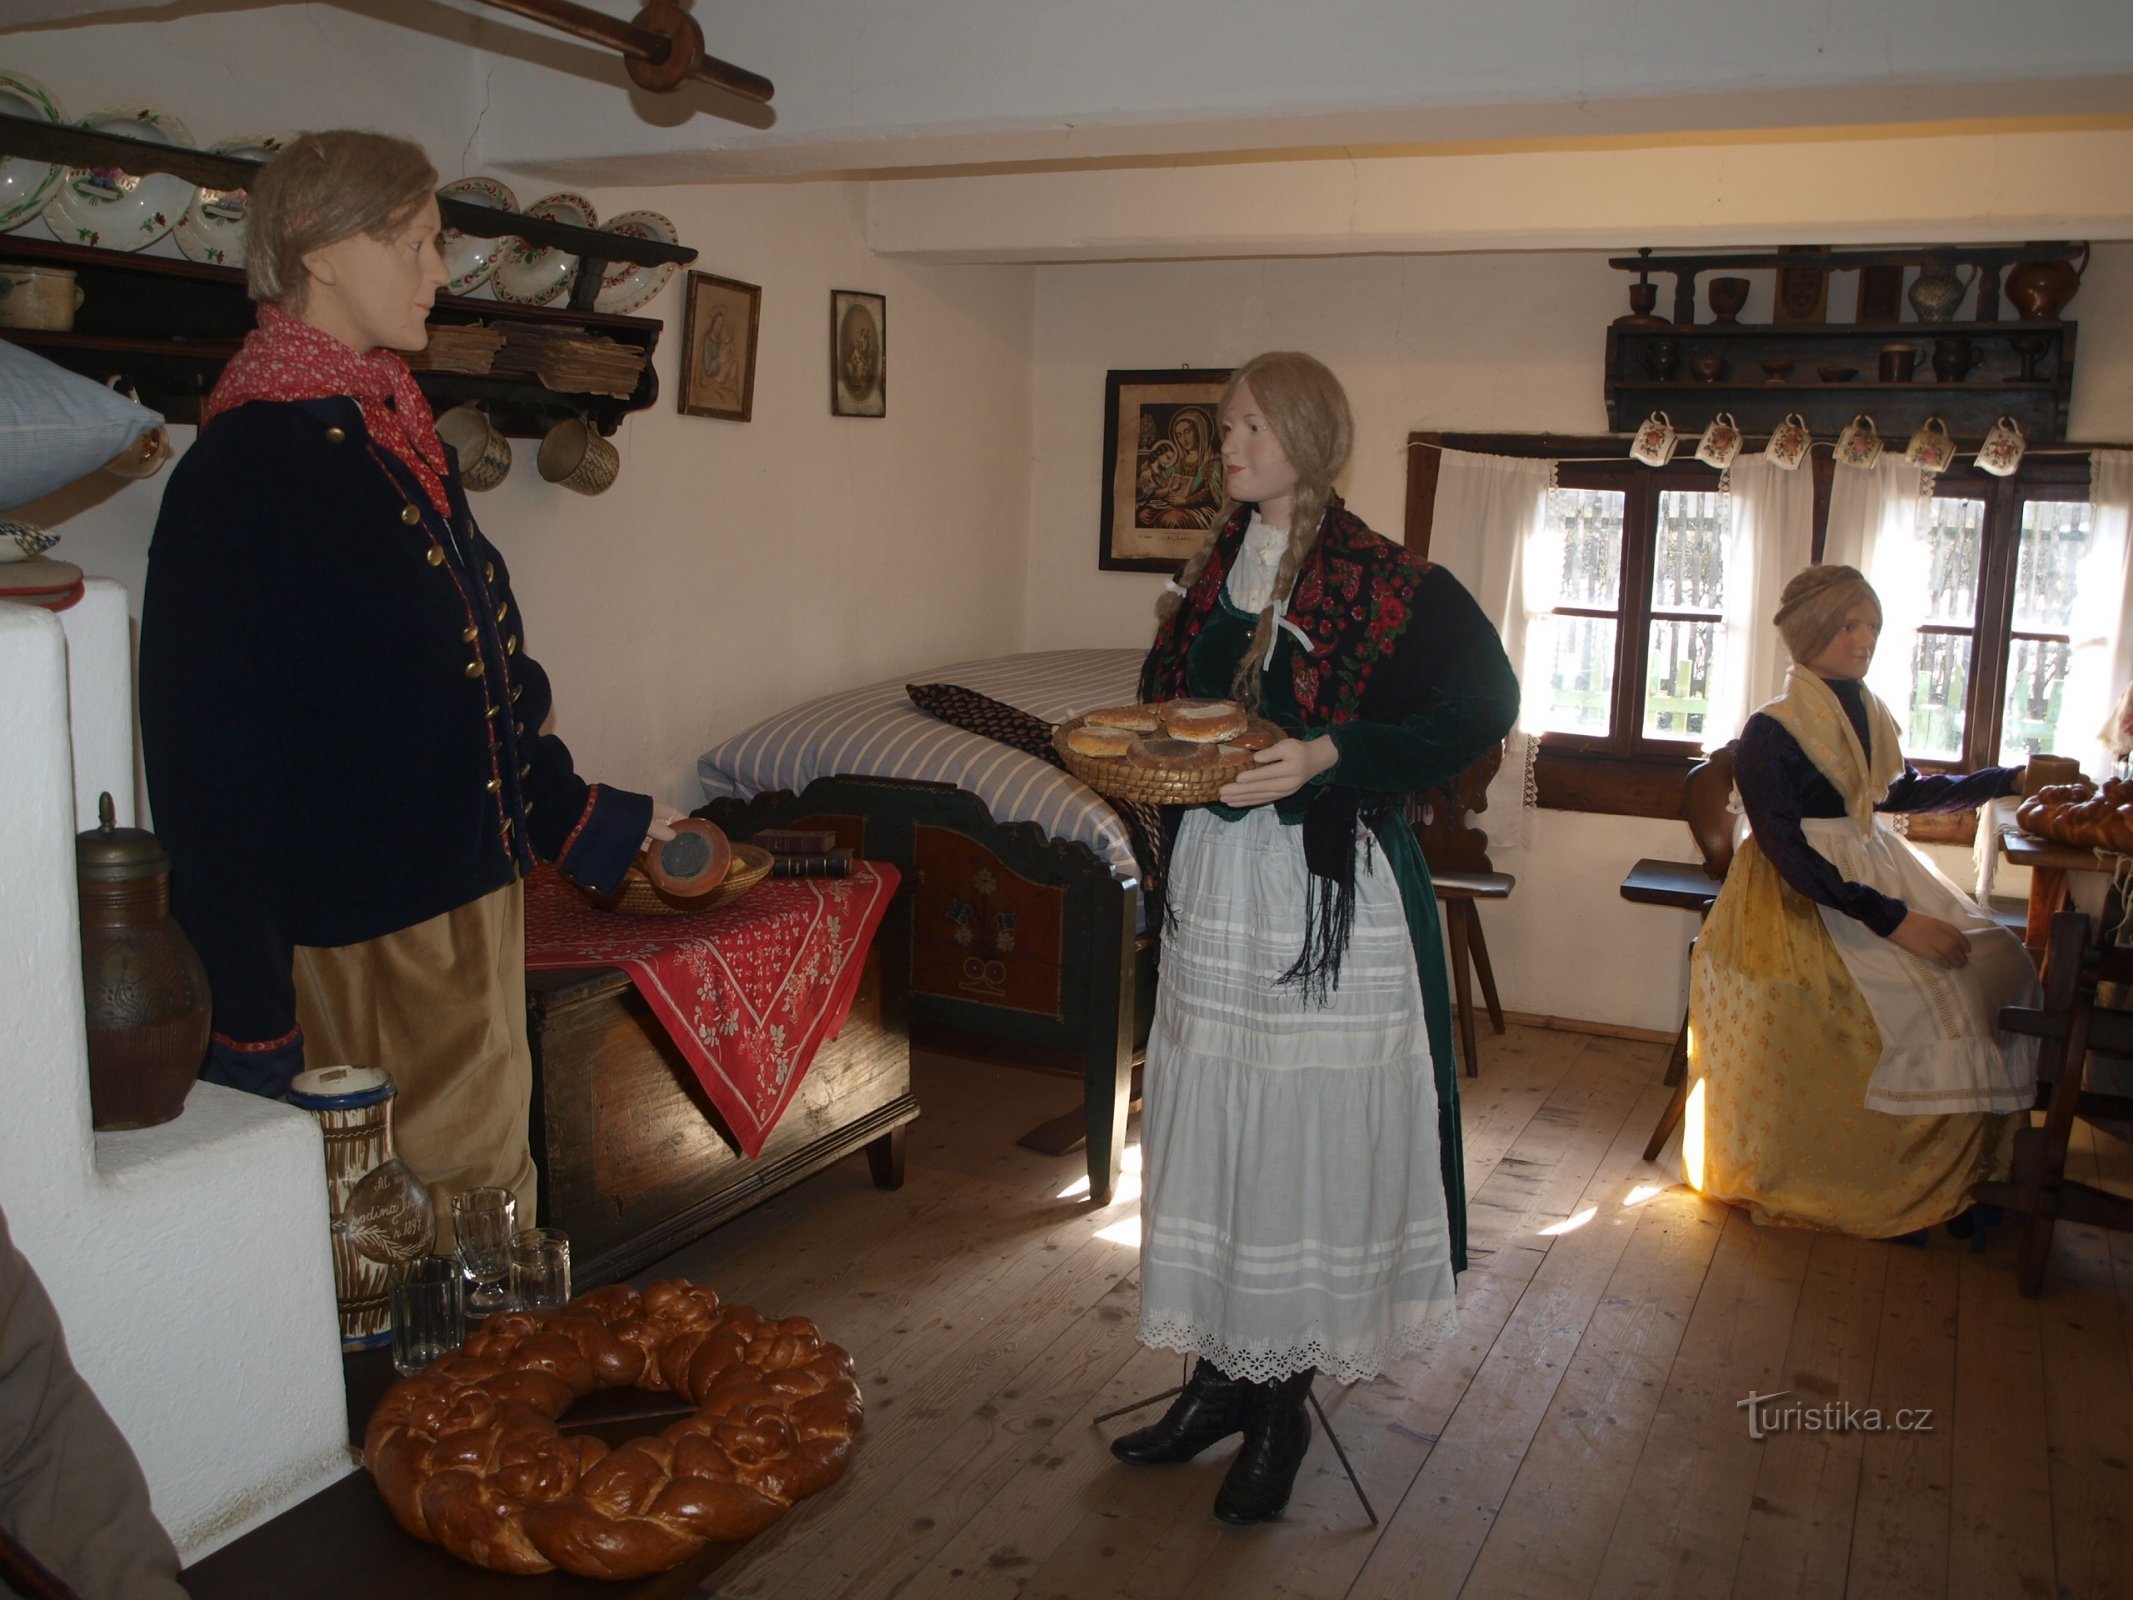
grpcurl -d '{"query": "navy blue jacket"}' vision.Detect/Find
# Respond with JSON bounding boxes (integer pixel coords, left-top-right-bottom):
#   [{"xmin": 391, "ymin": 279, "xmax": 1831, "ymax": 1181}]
[{"xmin": 139, "ymin": 397, "xmax": 651, "ymax": 1092}]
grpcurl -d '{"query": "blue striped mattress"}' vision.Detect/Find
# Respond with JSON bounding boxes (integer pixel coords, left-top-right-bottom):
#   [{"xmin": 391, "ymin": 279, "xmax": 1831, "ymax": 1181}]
[{"xmin": 696, "ymin": 649, "xmax": 1147, "ymax": 880}]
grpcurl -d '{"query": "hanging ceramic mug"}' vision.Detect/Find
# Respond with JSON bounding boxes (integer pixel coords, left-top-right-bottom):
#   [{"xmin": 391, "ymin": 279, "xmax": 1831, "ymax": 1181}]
[
  {"xmin": 1976, "ymin": 415, "xmax": 2026, "ymax": 477},
  {"xmin": 1629, "ymin": 411, "xmax": 1678, "ymax": 468},
  {"xmin": 1834, "ymin": 415, "xmax": 1884, "ymax": 470},
  {"xmin": 1764, "ymin": 413, "xmax": 1812, "ymax": 471},
  {"xmin": 1903, "ymin": 416, "xmax": 1957, "ymax": 475},
  {"xmin": 436, "ymin": 403, "xmax": 512, "ymax": 492},
  {"xmin": 536, "ymin": 417, "xmax": 619, "ymax": 495},
  {"xmin": 0, "ymin": 264, "xmax": 83, "ymax": 331},
  {"xmin": 1694, "ymin": 412, "xmax": 1742, "ymax": 471}
]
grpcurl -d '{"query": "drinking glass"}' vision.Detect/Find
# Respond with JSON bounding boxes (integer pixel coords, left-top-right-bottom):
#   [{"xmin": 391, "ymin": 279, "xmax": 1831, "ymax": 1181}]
[
  {"xmin": 509, "ymin": 1227, "xmax": 572, "ymax": 1313},
  {"xmin": 388, "ymin": 1256, "xmax": 464, "ymax": 1376},
  {"xmin": 451, "ymin": 1187, "xmax": 516, "ymax": 1317}
]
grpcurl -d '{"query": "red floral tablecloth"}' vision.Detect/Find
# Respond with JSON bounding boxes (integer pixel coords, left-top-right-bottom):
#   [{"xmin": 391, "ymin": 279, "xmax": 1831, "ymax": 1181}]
[{"xmin": 522, "ymin": 861, "xmax": 899, "ymax": 1158}]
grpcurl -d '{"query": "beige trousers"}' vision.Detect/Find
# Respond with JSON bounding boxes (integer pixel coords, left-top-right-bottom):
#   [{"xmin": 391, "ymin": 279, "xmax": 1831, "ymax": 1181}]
[{"xmin": 293, "ymin": 881, "xmax": 536, "ymax": 1249}]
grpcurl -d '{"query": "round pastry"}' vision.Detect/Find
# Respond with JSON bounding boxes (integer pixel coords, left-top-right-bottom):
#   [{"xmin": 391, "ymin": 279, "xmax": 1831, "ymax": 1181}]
[
  {"xmin": 1066, "ymin": 724, "xmax": 1133, "ymax": 758},
  {"xmin": 1132, "ymin": 736, "xmax": 1224, "ymax": 770},
  {"xmin": 364, "ymin": 1279, "xmax": 861, "ymax": 1579},
  {"xmin": 2017, "ymin": 778, "xmax": 2133, "ymax": 853},
  {"xmin": 1227, "ymin": 725, "xmax": 1280, "ymax": 752},
  {"xmin": 1083, "ymin": 703, "xmax": 1163, "ymax": 733},
  {"xmin": 1160, "ymin": 700, "xmax": 1248, "ymax": 742}
]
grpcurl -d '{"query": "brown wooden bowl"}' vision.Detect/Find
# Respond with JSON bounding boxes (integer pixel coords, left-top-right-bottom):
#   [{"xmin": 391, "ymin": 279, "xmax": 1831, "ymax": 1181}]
[{"xmin": 585, "ymin": 842, "xmax": 775, "ymax": 916}]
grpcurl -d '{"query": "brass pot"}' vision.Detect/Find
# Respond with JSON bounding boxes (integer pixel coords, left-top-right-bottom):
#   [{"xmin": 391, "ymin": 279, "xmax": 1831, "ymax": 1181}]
[{"xmin": 76, "ymin": 793, "xmax": 210, "ymax": 1130}]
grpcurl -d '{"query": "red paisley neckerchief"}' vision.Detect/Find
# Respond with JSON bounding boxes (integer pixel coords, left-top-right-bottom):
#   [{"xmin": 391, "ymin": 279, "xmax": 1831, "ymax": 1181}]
[
  {"xmin": 202, "ymin": 303, "xmax": 452, "ymax": 517},
  {"xmin": 1142, "ymin": 494, "xmax": 1429, "ymax": 726}
]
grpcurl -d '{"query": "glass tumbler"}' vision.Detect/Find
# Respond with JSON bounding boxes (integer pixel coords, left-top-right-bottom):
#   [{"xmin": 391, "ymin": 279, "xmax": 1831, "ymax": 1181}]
[
  {"xmin": 509, "ymin": 1227, "xmax": 572, "ymax": 1312},
  {"xmin": 388, "ymin": 1256, "xmax": 465, "ymax": 1376}
]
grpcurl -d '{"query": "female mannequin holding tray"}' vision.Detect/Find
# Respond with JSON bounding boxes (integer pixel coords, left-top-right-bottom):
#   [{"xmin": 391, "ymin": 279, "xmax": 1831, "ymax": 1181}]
[
  {"xmin": 1109, "ymin": 351, "xmax": 1519, "ymax": 1523},
  {"xmin": 1685, "ymin": 564, "xmax": 2040, "ymax": 1238}
]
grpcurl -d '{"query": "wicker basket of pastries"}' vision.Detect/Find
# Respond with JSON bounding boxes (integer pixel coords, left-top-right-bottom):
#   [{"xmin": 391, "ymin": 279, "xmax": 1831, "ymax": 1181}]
[
  {"xmin": 1054, "ymin": 699, "xmax": 1287, "ymax": 806},
  {"xmin": 2015, "ymin": 777, "xmax": 2133, "ymax": 854}
]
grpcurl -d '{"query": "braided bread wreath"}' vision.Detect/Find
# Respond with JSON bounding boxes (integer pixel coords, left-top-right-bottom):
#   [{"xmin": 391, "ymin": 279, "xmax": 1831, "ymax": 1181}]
[{"xmin": 364, "ymin": 1279, "xmax": 862, "ymax": 1580}]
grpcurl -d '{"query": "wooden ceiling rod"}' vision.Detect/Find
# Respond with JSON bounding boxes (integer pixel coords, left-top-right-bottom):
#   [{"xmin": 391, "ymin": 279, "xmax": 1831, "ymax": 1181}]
[{"xmin": 466, "ymin": 0, "xmax": 774, "ymax": 100}]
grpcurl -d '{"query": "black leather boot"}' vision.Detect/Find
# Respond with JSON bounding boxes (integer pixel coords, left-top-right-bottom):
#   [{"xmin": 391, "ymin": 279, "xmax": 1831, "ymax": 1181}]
[
  {"xmin": 1212, "ymin": 1367, "xmax": 1315, "ymax": 1523},
  {"xmin": 1111, "ymin": 1358, "xmax": 1249, "ymax": 1465}
]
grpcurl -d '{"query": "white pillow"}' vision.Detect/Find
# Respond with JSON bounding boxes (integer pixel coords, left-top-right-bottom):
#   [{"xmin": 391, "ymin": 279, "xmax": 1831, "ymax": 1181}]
[{"xmin": 0, "ymin": 339, "xmax": 164, "ymax": 510}]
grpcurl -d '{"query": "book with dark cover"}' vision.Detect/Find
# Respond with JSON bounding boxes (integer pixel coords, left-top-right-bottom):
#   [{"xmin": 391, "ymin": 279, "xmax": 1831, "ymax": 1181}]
[
  {"xmin": 769, "ymin": 849, "xmax": 855, "ymax": 879},
  {"xmin": 752, "ymin": 827, "xmax": 840, "ymax": 857}
]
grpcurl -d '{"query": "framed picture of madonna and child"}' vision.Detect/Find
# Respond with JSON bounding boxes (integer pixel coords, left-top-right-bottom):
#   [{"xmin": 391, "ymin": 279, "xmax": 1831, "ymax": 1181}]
[{"xmin": 1098, "ymin": 367, "xmax": 1234, "ymax": 573}]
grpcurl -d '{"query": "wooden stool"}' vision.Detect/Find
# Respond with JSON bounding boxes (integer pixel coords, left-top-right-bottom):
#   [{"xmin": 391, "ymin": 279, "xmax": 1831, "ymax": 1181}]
[{"xmin": 1432, "ymin": 869, "xmax": 1514, "ymax": 1079}]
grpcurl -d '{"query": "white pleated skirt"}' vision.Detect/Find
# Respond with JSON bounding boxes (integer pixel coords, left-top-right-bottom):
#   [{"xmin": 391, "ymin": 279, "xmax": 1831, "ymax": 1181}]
[{"xmin": 1137, "ymin": 804, "xmax": 1457, "ymax": 1386}]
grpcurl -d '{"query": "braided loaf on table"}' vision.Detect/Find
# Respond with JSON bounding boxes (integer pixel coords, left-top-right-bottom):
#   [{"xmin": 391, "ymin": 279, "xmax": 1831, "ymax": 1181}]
[
  {"xmin": 364, "ymin": 1279, "xmax": 862, "ymax": 1580},
  {"xmin": 2017, "ymin": 778, "xmax": 2133, "ymax": 854}
]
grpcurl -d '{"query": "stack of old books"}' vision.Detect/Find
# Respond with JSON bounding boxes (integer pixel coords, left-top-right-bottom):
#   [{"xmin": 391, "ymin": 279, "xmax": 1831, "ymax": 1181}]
[
  {"xmin": 408, "ymin": 321, "xmax": 506, "ymax": 375},
  {"xmin": 496, "ymin": 325, "xmax": 647, "ymax": 398},
  {"xmin": 752, "ymin": 827, "xmax": 857, "ymax": 879}
]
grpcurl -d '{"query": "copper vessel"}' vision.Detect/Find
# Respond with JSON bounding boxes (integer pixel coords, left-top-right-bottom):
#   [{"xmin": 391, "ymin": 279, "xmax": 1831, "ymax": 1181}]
[
  {"xmin": 2005, "ymin": 246, "xmax": 2087, "ymax": 321},
  {"xmin": 76, "ymin": 792, "xmax": 209, "ymax": 1129}
]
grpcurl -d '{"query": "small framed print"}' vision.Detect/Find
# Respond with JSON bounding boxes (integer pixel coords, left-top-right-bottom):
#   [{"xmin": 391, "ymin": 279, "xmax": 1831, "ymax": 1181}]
[
  {"xmin": 830, "ymin": 289, "xmax": 885, "ymax": 417},
  {"xmin": 1098, "ymin": 367, "xmax": 1233, "ymax": 573},
  {"xmin": 678, "ymin": 271, "xmax": 761, "ymax": 422}
]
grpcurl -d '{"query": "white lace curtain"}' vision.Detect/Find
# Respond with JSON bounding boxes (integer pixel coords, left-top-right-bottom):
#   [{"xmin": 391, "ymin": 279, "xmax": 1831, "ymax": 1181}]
[{"xmin": 1704, "ymin": 456, "xmax": 1815, "ymax": 747}]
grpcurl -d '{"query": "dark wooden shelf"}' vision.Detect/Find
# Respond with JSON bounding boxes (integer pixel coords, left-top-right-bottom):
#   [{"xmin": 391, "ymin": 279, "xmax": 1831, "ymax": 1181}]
[{"xmin": 0, "ymin": 234, "xmax": 662, "ymax": 437}]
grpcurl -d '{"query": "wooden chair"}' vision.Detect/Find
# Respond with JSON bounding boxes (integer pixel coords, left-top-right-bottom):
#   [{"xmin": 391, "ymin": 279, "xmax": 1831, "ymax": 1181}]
[
  {"xmin": 1410, "ymin": 746, "xmax": 1514, "ymax": 1079},
  {"xmin": 1975, "ymin": 908, "xmax": 2133, "ymax": 1296},
  {"xmin": 1619, "ymin": 745, "xmax": 1737, "ymax": 1160}
]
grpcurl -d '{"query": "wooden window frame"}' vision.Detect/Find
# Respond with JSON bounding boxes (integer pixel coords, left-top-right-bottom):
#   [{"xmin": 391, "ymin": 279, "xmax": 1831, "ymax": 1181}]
[{"xmin": 1407, "ymin": 432, "xmax": 2094, "ymax": 829}]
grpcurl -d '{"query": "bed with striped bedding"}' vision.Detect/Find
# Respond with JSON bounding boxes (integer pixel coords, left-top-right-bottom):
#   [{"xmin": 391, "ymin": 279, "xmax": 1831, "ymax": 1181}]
[{"xmin": 695, "ymin": 649, "xmax": 1146, "ymax": 878}]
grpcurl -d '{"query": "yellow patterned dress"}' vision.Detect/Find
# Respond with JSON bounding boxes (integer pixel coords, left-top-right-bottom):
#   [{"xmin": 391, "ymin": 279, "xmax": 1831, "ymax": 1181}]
[{"xmin": 1684, "ymin": 673, "xmax": 2029, "ymax": 1238}]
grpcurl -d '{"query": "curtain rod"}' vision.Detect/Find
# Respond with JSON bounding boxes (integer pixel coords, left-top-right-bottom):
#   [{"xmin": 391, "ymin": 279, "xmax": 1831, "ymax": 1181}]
[{"xmin": 1407, "ymin": 438, "xmax": 2127, "ymax": 463}]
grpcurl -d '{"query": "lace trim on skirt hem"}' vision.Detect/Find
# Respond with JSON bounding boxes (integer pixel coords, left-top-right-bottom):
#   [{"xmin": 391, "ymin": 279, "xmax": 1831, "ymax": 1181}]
[{"xmin": 1138, "ymin": 1306, "xmax": 1459, "ymax": 1388}]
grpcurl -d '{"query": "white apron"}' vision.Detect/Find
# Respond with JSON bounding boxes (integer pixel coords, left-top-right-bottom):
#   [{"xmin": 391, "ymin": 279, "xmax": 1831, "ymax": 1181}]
[{"xmin": 1800, "ymin": 815, "xmax": 2040, "ymax": 1115}]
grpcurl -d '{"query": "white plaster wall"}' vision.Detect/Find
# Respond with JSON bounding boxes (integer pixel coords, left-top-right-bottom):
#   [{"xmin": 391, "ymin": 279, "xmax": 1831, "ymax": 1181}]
[
  {"xmin": 0, "ymin": 588, "xmax": 349, "ymax": 1559},
  {"xmin": 1025, "ymin": 243, "xmax": 2133, "ymax": 1032}
]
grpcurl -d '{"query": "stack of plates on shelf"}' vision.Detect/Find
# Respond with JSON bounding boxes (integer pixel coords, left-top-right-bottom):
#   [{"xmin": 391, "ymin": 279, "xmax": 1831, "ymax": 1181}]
[
  {"xmin": 0, "ymin": 71, "xmax": 66, "ymax": 232},
  {"xmin": 406, "ymin": 321, "xmax": 507, "ymax": 375},
  {"xmin": 44, "ymin": 106, "xmax": 196, "ymax": 251},
  {"xmin": 496, "ymin": 324, "xmax": 646, "ymax": 398},
  {"xmin": 593, "ymin": 210, "xmax": 679, "ymax": 315},
  {"xmin": 493, "ymin": 192, "xmax": 596, "ymax": 308},
  {"xmin": 438, "ymin": 176, "xmax": 517, "ymax": 297},
  {"xmin": 173, "ymin": 133, "xmax": 285, "ymax": 267}
]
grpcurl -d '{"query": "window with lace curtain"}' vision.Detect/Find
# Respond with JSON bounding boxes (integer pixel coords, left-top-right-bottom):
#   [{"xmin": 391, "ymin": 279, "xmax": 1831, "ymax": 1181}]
[
  {"xmin": 1533, "ymin": 460, "xmax": 1727, "ymax": 757},
  {"xmin": 1878, "ymin": 462, "xmax": 2094, "ymax": 773}
]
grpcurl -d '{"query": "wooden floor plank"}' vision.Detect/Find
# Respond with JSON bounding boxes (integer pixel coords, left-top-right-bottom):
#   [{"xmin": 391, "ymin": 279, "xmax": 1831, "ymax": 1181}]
[
  {"xmin": 1344, "ymin": 1047, "xmax": 1676, "ymax": 1600},
  {"xmin": 2037, "ymin": 1221, "xmax": 2133, "ymax": 1600},
  {"xmin": 1587, "ymin": 1208, "xmax": 1817, "ymax": 1600},
  {"xmin": 1946, "ymin": 1249, "xmax": 2054, "ymax": 1600}
]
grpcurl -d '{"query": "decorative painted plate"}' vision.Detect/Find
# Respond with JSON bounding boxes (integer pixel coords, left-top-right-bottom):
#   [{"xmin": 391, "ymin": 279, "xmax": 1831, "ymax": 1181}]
[
  {"xmin": 592, "ymin": 209, "xmax": 678, "ymax": 316},
  {"xmin": 173, "ymin": 133, "xmax": 285, "ymax": 267},
  {"xmin": 437, "ymin": 175, "xmax": 517, "ymax": 297},
  {"xmin": 0, "ymin": 71, "xmax": 65, "ymax": 232},
  {"xmin": 492, "ymin": 191, "xmax": 596, "ymax": 308},
  {"xmin": 45, "ymin": 105, "xmax": 196, "ymax": 251}
]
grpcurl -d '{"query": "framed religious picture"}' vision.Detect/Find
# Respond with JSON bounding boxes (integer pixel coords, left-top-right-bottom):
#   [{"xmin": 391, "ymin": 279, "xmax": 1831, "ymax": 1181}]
[
  {"xmin": 829, "ymin": 289, "xmax": 886, "ymax": 417},
  {"xmin": 678, "ymin": 271, "xmax": 761, "ymax": 422},
  {"xmin": 1097, "ymin": 367, "xmax": 1233, "ymax": 573}
]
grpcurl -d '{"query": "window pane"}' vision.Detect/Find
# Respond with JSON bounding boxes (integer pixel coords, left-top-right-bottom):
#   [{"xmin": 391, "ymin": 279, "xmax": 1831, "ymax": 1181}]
[
  {"xmin": 1535, "ymin": 614, "xmax": 1617, "ymax": 734},
  {"xmin": 1999, "ymin": 638, "xmax": 2075, "ymax": 764},
  {"xmin": 1650, "ymin": 489, "xmax": 1725, "ymax": 614},
  {"xmin": 1644, "ymin": 619, "xmax": 1716, "ymax": 740},
  {"xmin": 2010, "ymin": 500, "xmax": 2094, "ymax": 633},
  {"xmin": 1554, "ymin": 488, "xmax": 1622, "ymax": 608},
  {"xmin": 1918, "ymin": 497, "xmax": 1984, "ymax": 625},
  {"xmin": 1900, "ymin": 632, "xmax": 1973, "ymax": 761}
]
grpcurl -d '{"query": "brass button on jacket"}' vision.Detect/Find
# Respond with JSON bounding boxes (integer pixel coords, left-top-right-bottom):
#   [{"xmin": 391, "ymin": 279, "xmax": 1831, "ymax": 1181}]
[
  {"xmin": 485, "ymin": 777, "xmax": 502, "ymax": 794},
  {"xmin": 519, "ymin": 763, "xmax": 531, "ymax": 779},
  {"xmin": 399, "ymin": 505, "xmax": 422, "ymax": 526},
  {"xmin": 505, "ymin": 634, "xmax": 518, "ymax": 655},
  {"xmin": 324, "ymin": 426, "xmax": 347, "ymax": 444},
  {"xmin": 463, "ymin": 659, "xmax": 484, "ymax": 680},
  {"xmin": 426, "ymin": 546, "xmax": 444, "ymax": 567},
  {"xmin": 460, "ymin": 624, "xmax": 479, "ymax": 643}
]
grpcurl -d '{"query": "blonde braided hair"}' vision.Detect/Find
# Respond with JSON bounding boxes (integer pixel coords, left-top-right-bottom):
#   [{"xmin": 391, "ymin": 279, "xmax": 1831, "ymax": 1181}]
[{"xmin": 1152, "ymin": 352, "xmax": 1354, "ymax": 711}]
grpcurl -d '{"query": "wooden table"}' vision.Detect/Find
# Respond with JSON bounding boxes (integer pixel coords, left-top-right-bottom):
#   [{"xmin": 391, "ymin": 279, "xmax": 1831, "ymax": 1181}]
[{"xmin": 1992, "ymin": 798, "xmax": 2127, "ymax": 967}]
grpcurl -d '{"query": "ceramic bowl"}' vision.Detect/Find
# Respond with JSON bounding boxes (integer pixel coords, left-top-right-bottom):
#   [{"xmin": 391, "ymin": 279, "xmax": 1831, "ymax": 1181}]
[
  {"xmin": 437, "ymin": 176, "xmax": 518, "ymax": 297},
  {"xmin": 173, "ymin": 133, "xmax": 285, "ymax": 267},
  {"xmin": 592, "ymin": 209, "xmax": 678, "ymax": 315},
  {"xmin": 45, "ymin": 105, "xmax": 196, "ymax": 251},
  {"xmin": 0, "ymin": 71, "xmax": 66, "ymax": 232},
  {"xmin": 1818, "ymin": 365, "xmax": 1859, "ymax": 383},
  {"xmin": 493, "ymin": 191, "xmax": 596, "ymax": 308}
]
